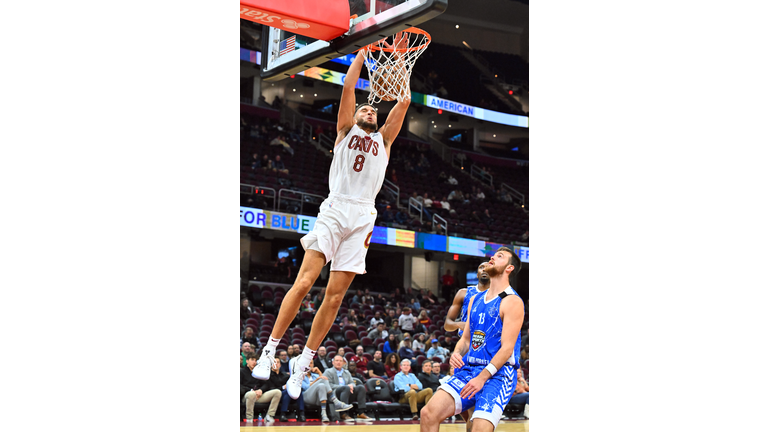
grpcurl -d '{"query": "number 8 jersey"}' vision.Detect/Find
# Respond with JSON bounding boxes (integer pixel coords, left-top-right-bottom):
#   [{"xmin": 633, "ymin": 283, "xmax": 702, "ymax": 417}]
[{"xmin": 330, "ymin": 124, "xmax": 389, "ymax": 201}]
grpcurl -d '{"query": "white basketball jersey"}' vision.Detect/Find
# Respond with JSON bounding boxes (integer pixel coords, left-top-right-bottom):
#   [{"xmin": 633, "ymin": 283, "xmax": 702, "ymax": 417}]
[{"xmin": 329, "ymin": 124, "xmax": 389, "ymax": 201}]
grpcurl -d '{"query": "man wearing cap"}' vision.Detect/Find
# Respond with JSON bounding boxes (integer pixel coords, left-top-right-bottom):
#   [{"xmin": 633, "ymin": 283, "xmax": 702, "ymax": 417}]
[
  {"xmin": 399, "ymin": 307, "xmax": 418, "ymax": 332},
  {"xmin": 427, "ymin": 339, "xmax": 450, "ymax": 362},
  {"xmin": 398, "ymin": 336, "xmax": 415, "ymax": 360}
]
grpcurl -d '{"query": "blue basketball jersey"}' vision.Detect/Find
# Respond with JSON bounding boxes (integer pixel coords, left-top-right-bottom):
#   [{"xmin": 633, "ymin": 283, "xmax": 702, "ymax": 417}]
[
  {"xmin": 463, "ymin": 286, "xmax": 523, "ymax": 368},
  {"xmin": 457, "ymin": 285, "xmax": 479, "ymax": 338}
]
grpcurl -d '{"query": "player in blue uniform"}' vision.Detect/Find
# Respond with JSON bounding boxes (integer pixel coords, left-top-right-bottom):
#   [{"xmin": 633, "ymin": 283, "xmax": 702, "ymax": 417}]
[
  {"xmin": 421, "ymin": 247, "xmax": 524, "ymax": 432},
  {"xmin": 443, "ymin": 261, "xmax": 490, "ymax": 430}
]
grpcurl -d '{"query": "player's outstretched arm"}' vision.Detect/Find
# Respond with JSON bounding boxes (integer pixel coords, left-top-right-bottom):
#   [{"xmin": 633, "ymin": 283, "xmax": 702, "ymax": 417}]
[
  {"xmin": 444, "ymin": 288, "xmax": 467, "ymax": 332},
  {"xmin": 337, "ymin": 51, "xmax": 366, "ymax": 135}
]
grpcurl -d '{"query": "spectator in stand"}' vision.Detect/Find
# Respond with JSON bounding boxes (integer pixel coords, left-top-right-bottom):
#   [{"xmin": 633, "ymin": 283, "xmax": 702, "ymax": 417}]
[
  {"xmin": 271, "ymin": 155, "xmax": 289, "ymax": 175},
  {"xmin": 421, "ymin": 289, "xmax": 436, "ymax": 305},
  {"xmin": 521, "ymin": 344, "xmax": 529, "ymax": 363},
  {"xmin": 301, "ymin": 359, "xmax": 353, "ymax": 422},
  {"xmin": 394, "ymin": 208, "xmax": 409, "ymax": 225},
  {"xmin": 437, "ymin": 171, "xmax": 447, "ymax": 182},
  {"xmin": 417, "ymin": 310, "xmax": 432, "ymax": 333},
  {"xmin": 383, "ymin": 333, "xmax": 399, "ymax": 355},
  {"xmin": 510, "ymin": 370, "xmax": 530, "ymax": 419},
  {"xmin": 250, "ymin": 153, "xmax": 261, "ymax": 170},
  {"xmin": 368, "ymin": 322, "xmax": 389, "ymax": 341},
  {"xmin": 390, "ymin": 320, "xmax": 404, "ymax": 341},
  {"xmin": 278, "ymin": 350, "xmax": 291, "ymax": 374},
  {"xmin": 417, "ymin": 360, "xmax": 441, "ymax": 393},
  {"xmin": 241, "ymin": 342, "xmax": 255, "ymax": 367},
  {"xmin": 398, "ymin": 336, "xmax": 415, "ymax": 360},
  {"xmin": 410, "ymin": 297, "xmax": 421, "ymax": 313},
  {"xmin": 290, "ymin": 344, "xmax": 301, "ymax": 359},
  {"xmin": 241, "ymin": 298, "xmax": 253, "ymax": 321},
  {"xmin": 336, "ymin": 348, "xmax": 349, "ymax": 370},
  {"xmin": 419, "ymin": 153, "xmax": 431, "ymax": 169},
  {"xmin": 393, "ymin": 288, "xmax": 406, "ymax": 304},
  {"xmin": 521, "ymin": 230, "xmax": 529, "ymax": 242},
  {"xmin": 241, "ymin": 352, "xmax": 282, "ymax": 423},
  {"xmin": 394, "ymin": 359, "xmax": 433, "ymax": 420},
  {"xmin": 412, "ymin": 333, "xmax": 427, "ymax": 352},
  {"xmin": 430, "ymin": 361, "xmax": 446, "ymax": 380},
  {"xmin": 481, "ymin": 208, "xmax": 495, "ymax": 226},
  {"xmin": 384, "ymin": 352, "xmax": 401, "ymax": 379},
  {"xmin": 383, "ymin": 308, "xmax": 396, "ymax": 326},
  {"xmin": 300, "ymin": 294, "xmax": 314, "ymax": 312},
  {"xmin": 347, "ymin": 362, "xmax": 367, "ymax": 385},
  {"xmin": 447, "ymin": 189, "xmax": 463, "ymax": 202},
  {"xmin": 367, "ymin": 350, "xmax": 387, "ymax": 379},
  {"xmin": 351, "ymin": 345, "xmax": 368, "ymax": 372},
  {"xmin": 426, "ymin": 339, "xmax": 450, "ymax": 362},
  {"xmin": 475, "ymin": 187, "xmax": 486, "ymax": 201},
  {"xmin": 362, "ymin": 289, "xmax": 375, "ymax": 306},
  {"xmin": 441, "ymin": 270, "xmax": 455, "ymax": 302},
  {"xmin": 375, "ymin": 293, "xmax": 387, "ymax": 307},
  {"xmin": 315, "ymin": 346, "xmax": 332, "ymax": 373},
  {"xmin": 241, "ymin": 326, "xmax": 260, "ymax": 349},
  {"xmin": 312, "ymin": 288, "xmax": 326, "ymax": 309},
  {"xmin": 369, "ymin": 311, "xmax": 386, "ymax": 330},
  {"xmin": 322, "ymin": 355, "xmax": 373, "ymax": 421},
  {"xmin": 447, "ymin": 174, "xmax": 458, "ymax": 185},
  {"xmin": 350, "ymin": 289, "xmax": 363, "ymax": 306},
  {"xmin": 270, "ymin": 134, "xmax": 295, "ymax": 156},
  {"xmin": 399, "ymin": 307, "xmax": 418, "ymax": 332},
  {"xmin": 261, "ymin": 154, "xmax": 273, "ymax": 170}
]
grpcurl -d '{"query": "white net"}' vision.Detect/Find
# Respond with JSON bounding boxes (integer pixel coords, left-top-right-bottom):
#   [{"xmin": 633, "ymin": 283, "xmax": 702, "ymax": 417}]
[{"xmin": 359, "ymin": 28, "xmax": 431, "ymax": 104}]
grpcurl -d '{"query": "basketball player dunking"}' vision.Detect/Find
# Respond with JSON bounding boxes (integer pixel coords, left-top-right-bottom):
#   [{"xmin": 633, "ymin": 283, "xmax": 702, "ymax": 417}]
[
  {"xmin": 443, "ymin": 261, "xmax": 491, "ymax": 431},
  {"xmin": 421, "ymin": 247, "xmax": 524, "ymax": 432},
  {"xmin": 253, "ymin": 34, "xmax": 411, "ymax": 410}
]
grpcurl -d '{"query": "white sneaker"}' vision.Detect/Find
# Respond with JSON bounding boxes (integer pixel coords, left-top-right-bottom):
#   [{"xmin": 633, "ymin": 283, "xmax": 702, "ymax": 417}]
[
  {"xmin": 286, "ymin": 361, "xmax": 309, "ymax": 399},
  {"xmin": 321, "ymin": 411, "xmax": 330, "ymax": 422},
  {"xmin": 523, "ymin": 404, "xmax": 529, "ymax": 419},
  {"xmin": 252, "ymin": 348, "xmax": 275, "ymax": 380},
  {"xmin": 264, "ymin": 414, "xmax": 275, "ymax": 423},
  {"xmin": 245, "ymin": 419, "xmax": 253, "ymax": 424}
]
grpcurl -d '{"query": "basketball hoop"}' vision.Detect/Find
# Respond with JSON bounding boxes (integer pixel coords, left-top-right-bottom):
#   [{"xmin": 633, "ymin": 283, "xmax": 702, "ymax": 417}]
[{"xmin": 359, "ymin": 27, "xmax": 431, "ymax": 104}]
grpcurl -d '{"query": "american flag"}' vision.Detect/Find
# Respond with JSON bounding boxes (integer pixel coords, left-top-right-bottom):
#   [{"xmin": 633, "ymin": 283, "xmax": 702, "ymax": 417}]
[{"xmin": 279, "ymin": 35, "xmax": 296, "ymax": 56}]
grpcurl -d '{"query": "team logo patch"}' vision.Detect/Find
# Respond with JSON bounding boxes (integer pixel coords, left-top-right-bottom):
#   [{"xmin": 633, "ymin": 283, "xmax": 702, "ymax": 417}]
[
  {"xmin": 364, "ymin": 231, "xmax": 373, "ymax": 249},
  {"xmin": 471, "ymin": 330, "xmax": 486, "ymax": 350}
]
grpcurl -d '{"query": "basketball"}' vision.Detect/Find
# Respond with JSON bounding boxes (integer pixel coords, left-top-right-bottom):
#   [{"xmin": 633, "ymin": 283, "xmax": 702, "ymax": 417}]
[{"xmin": 372, "ymin": 66, "xmax": 402, "ymax": 102}]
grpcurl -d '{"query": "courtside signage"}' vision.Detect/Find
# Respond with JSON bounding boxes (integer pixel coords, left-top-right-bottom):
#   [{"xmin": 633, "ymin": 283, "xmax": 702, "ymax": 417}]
[{"xmin": 240, "ymin": 206, "xmax": 316, "ymax": 234}]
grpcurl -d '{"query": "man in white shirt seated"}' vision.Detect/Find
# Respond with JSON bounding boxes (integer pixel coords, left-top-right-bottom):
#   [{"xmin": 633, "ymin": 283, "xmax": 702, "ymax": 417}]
[{"xmin": 393, "ymin": 359, "xmax": 434, "ymax": 420}]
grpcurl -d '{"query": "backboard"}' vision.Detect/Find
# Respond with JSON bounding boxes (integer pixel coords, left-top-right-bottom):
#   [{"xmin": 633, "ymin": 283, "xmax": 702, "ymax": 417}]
[{"xmin": 259, "ymin": 0, "xmax": 447, "ymax": 81}]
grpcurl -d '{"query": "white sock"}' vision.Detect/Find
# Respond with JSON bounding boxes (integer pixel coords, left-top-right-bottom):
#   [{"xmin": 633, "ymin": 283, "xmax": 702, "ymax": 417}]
[
  {"xmin": 264, "ymin": 337, "xmax": 280, "ymax": 357},
  {"xmin": 296, "ymin": 346, "xmax": 316, "ymax": 371}
]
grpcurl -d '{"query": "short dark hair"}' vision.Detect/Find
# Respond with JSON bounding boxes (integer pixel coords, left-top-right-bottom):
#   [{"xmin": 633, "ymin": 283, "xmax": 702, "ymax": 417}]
[
  {"xmin": 496, "ymin": 246, "xmax": 521, "ymax": 278},
  {"xmin": 246, "ymin": 352, "xmax": 258, "ymax": 361},
  {"xmin": 422, "ymin": 360, "xmax": 432, "ymax": 367},
  {"xmin": 355, "ymin": 103, "xmax": 378, "ymax": 114}
]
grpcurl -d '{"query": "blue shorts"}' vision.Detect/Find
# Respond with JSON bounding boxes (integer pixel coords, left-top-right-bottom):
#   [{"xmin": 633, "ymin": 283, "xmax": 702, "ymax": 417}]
[{"xmin": 439, "ymin": 364, "xmax": 517, "ymax": 428}]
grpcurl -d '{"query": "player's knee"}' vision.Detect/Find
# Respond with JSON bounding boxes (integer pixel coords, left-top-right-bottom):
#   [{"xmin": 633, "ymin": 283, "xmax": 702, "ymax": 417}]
[
  {"xmin": 295, "ymin": 275, "xmax": 315, "ymax": 291},
  {"xmin": 324, "ymin": 291, "xmax": 344, "ymax": 308}
]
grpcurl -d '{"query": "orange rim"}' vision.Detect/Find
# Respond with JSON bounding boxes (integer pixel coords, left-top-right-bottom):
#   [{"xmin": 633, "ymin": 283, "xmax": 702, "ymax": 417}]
[{"xmin": 363, "ymin": 27, "xmax": 431, "ymax": 53}]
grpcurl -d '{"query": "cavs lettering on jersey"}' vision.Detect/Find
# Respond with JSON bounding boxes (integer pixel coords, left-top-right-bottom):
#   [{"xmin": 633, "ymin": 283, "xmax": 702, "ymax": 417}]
[
  {"xmin": 330, "ymin": 124, "xmax": 388, "ymax": 201},
  {"xmin": 463, "ymin": 286, "xmax": 524, "ymax": 368},
  {"xmin": 457, "ymin": 285, "xmax": 479, "ymax": 338}
]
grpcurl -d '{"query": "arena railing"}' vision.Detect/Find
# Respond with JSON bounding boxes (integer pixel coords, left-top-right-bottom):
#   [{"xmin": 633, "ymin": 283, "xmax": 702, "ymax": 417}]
[
  {"xmin": 408, "ymin": 197, "xmax": 424, "ymax": 223},
  {"xmin": 241, "ymin": 184, "xmax": 277, "ymax": 210},
  {"xmin": 383, "ymin": 178, "xmax": 401, "ymax": 209},
  {"xmin": 470, "ymin": 164, "xmax": 494, "ymax": 188},
  {"xmin": 501, "ymin": 183, "xmax": 526, "ymax": 208},
  {"xmin": 277, "ymin": 189, "xmax": 326, "ymax": 215},
  {"xmin": 432, "ymin": 213, "xmax": 448, "ymax": 238}
]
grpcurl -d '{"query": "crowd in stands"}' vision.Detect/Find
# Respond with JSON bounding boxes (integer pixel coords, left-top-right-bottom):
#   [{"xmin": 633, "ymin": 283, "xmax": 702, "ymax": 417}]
[
  {"xmin": 240, "ymin": 282, "xmax": 530, "ymax": 423},
  {"xmin": 240, "ymin": 108, "xmax": 529, "ymax": 246}
]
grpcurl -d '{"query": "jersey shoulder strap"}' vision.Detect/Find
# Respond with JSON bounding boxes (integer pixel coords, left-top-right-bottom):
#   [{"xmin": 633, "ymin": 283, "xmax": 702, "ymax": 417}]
[{"xmin": 498, "ymin": 286, "xmax": 515, "ymax": 299}]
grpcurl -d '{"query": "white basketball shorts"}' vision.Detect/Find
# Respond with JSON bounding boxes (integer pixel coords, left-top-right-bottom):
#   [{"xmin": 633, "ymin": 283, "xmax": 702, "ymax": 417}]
[{"xmin": 299, "ymin": 193, "xmax": 377, "ymax": 274}]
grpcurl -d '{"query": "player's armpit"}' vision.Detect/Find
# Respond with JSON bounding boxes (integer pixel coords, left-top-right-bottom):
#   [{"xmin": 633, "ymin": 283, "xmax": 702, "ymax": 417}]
[{"xmin": 443, "ymin": 289, "xmax": 467, "ymax": 331}]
